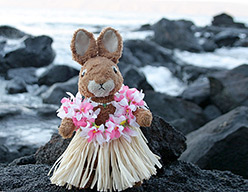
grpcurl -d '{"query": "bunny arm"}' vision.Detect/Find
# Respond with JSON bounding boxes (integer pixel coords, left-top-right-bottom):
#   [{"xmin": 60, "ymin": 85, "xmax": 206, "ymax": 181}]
[
  {"xmin": 59, "ymin": 118, "xmax": 76, "ymax": 139},
  {"xmin": 133, "ymin": 108, "xmax": 153, "ymax": 127}
]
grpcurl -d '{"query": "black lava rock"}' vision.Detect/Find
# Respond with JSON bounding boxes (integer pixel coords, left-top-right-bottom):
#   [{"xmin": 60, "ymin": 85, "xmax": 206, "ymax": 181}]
[
  {"xmin": 145, "ymin": 91, "xmax": 206, "ymax": 134},
  {"xmin": 209, "ymin": 64, "xmax": 248, "ymax": 113},
  {"xmin": 42, "ymin": 76, "xmax": 78, "ymax": 105},
  {"xmin": 214, "ymin": 30, "xmax": 240, "ymax": 47},
  {"xmin": 2, "ymin": 35, "xmax": 55, "ymax": 72},
  {"xmin": 212, "ymin": 13, "xmax": 246, "ymax": 28},
  {"xmin": 180, "ymin": 106, "xmax": 248, "ymax": 179},
  {"xmin": 153, "ymin": 18, "xmax": 202, "ymax": 52},
  {"xmin": 6, "ymin": 67, "xmax": 38, "ymax": 84},
  {"xmin": 123, "ymin": 66, "xmax": 154, "ymax": 92},
  {"xmin": 38, "ymin": 65, "xmax": 79, "ymax": 86},
  {"xmin": 5, "ymin": 77, "xmax": 27, "ymax": 94},
  {"xmin": 0, "ymin": 160, "xmax": 247, "ymax": 192},
  {"xmin": 0, "ymin": 25, "xmax": 28, "ymax": 39}
]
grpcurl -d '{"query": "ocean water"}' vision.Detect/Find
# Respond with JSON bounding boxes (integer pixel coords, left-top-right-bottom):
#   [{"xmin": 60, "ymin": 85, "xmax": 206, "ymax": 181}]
[
  {"xmin": 1, "ymin": 8, "xmax": 248, "ymax": 95},
  {"xmin": 0, "ymin": 8, "xmax": 248, "ymax": 147}
]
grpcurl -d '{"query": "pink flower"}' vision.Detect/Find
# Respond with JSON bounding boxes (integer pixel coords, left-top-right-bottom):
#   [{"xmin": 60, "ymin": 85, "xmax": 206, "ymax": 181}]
[
  {"xmin": 114, "ymin": 98, "xmax": 136, "ymax": 119},
  {"xmin": 105, "ymin": 115, "xmax": 126, "ymax": 141},
  {"xmin": 87, "ymin": 124, "xmax": 105, "ymax": 145},
  {"xmin": 72, "ymin": 116, "xmax": 88, "ymax": 129},
  {"xmin": 79, "ymin": 99, "xmax": 94, "ymax": 113},
  {"xmin": 61, "ymin": 97, "xmax": 70, "ymax": 104},
  {"xmin": 122, "ymin": 126, "xmax": 138, "ymax": 142}
]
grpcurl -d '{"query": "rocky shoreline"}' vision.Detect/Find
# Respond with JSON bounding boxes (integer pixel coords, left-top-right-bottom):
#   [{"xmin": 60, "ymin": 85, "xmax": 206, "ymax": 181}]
[{"xmin": 0, "ymin": 13, "xmax": 248, "ymax": 191}]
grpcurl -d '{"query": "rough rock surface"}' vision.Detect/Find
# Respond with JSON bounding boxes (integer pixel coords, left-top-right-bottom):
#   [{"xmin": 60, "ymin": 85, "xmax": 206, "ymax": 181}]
[
  {"xmin": 35, "ymin": 133, "xmax": 73, "ymax": 165},
  {"xmin": 180, "ymin": 106, "xmax": 248, "ymax": 179},
  {"xmin": 209, "ymin": 64, "xmax": 248, "ymax": 113},
  {"xmin": 145, "ymin": 91, "xmax": 206, "ymax": 134},
  {"xmin": 1, "ymin": 161, "xmax": 248, "ymax": 192}
]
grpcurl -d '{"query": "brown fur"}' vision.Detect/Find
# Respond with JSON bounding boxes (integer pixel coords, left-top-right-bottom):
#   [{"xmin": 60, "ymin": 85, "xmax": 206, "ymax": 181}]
[
  {"xmin": 133, "ymin": 108, "xmax": 153, "ymax": 127},
  {"xmin": 59, "ymin": 118, "xmax": 76, "ymax": 139},
  {"xmin": 97, "ymin": 27, "xmax": 123, "ymax": 63},
  {"xmin": 78, "ymin": 57, "xmax": 123, "ymax": 99},
  {"xmin": 71, "ymin": 29, "xmax": 98, "ymax": 65},
  {"xmin": 94, "ymin": 104, "xmax": 116, "ymax": 125}
]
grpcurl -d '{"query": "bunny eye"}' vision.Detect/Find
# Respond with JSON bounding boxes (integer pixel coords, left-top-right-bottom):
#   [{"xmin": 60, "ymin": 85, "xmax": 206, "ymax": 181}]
[
  {"xmin": 81, "ymin": 69, "xmax": 87, "ymax": 77},
  {"xmin": 112, "ymin": 66, "xmax": 118, "ymax": 74}
]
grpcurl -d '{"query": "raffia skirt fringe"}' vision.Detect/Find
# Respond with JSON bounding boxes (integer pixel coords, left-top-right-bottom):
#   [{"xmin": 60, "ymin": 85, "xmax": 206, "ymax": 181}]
[{"xmin": 48, "ymin": 127, "xmax": 162, "ymax": 191}]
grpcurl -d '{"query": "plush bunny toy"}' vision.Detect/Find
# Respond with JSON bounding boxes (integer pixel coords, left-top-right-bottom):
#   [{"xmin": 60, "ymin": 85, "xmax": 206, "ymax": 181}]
[{"xmin": 49, "ymin": 27, "xmax": 161, "ymax": 191}]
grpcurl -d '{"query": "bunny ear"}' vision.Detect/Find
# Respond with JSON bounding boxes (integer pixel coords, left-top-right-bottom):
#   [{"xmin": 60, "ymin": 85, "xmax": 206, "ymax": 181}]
[
  {"xmin": 97, "ymin": 27, "xmax": 123, "ymax": 63},
  {"xmin": 71, "ymin": 29, "xmax": 97, "ymax": 65}
]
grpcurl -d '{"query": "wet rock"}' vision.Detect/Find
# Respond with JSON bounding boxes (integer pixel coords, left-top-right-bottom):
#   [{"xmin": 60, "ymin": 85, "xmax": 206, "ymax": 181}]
[
  {"xmin": 0, "ymin": 25, "xmax": 28, "ymax": 39},
  {"xmin": 180, "ymin": 106, "xmax": 248, "ymax": 178},
  {"xmin": 34, "ymin": 85, "xmax": 48, "ymax": 96},
  {"xmin": 209, "ymin": 64, "xmax": 248, "ymax": 113},
  {"xmin": 6, "ymin": 67, "xmax": 38, "ymax": 84},
  {"xmin": 137, "ymin": 24, "xmax": 152, "ymax": 31},
  {"xmin": 0, "ymin": 143, "xmax": 37, "ymax": 164},
  {"xmin": 5, "ymin": 77, "xmax": 27, "ymax": 94},
  {"xmin": 123, "ymin": 40, "xmax": 175, "ymax": 68},
  {"xmin": 203, "ymin": 105, "xmax": 222, "ymax": 121},
  {"xmin": 120, "ymin": 47, "xmax": 142, "ymax": 68},
  {"xmin": 181, "ymin": 78, "xmax": 210, "ymax": 107},
  {"xmin": 38, "ymin": 65, "xmax": 79, "ymax": 86},
  {"xmin": 36, "ymin": 105, "xmax": 58, "ymax": 118},
  {"xmin": 214, "ymin": 30, "xmax": 240, "ymax": 47},
  {"xmin": 1, "ymin": 160, "xmax": 248, "ymax": 192},
  {"xmin": 202, "ymin": 39, "xmax": 217, "ymax": 52},
  {"xmin": 2, "ymin": 35, "xmax": 55, "ymax": 72},
  {"xmin": 0, "ymin": 39, "xmax": 6, "ymax": 53},
  {"xmin": 153, "ymin": 18, "xmax": 202, "ymax": 52},
  {"xmin": 212, "ymin": 13, "xmax": 246, "ymax": 29},
  {"xmin": 234, "ymin": 38, "xmax": 248, "ymax": 47},
  {"xmin": 123, "ymin": 66, "xmax": 154, "ymax": 92},
  {"xmin": 42, "ymin": 76, "xmax": 78, "ymax": 105},
  {"xmin": 179, "ymin": 65, "xmax": 222, "ymax": 83},
  {"xmin": 145, "ymin": 91, "xmax": 206, "ymax": 134}
]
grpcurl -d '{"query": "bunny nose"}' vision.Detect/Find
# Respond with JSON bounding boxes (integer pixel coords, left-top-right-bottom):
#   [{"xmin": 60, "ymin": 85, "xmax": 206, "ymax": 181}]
[{"xmin": 96, "ymin": 79, "xmax": 106, "ymax": 85}]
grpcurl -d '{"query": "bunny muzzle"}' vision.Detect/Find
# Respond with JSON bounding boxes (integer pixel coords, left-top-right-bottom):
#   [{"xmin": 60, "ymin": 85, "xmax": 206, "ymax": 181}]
[{"xmin": 88, "ymin": 79, "xmax": 115, "ymax": 97}]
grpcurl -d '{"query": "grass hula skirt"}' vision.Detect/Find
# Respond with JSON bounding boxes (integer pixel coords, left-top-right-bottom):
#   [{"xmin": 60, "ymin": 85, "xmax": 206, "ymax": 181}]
[{"xmin": 48, "ymin": 86, "xmax": 162, "ymax": 191}]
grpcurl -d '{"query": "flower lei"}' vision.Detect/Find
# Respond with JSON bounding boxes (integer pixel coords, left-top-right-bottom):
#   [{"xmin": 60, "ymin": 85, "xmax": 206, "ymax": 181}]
[{"xmin": 57, "ymin": 85, "xmax": 148, "ymax": 145}]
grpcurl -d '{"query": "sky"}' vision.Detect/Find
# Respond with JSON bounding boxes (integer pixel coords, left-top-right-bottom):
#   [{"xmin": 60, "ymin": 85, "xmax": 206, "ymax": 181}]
[{"xmin": 0, "ymin": 0, "xmax": 248, "ymax": 18}]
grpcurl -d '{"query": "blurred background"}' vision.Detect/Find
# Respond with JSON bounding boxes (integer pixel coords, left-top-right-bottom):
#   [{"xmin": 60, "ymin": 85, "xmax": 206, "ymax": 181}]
[{"xmin": 0, "ymin": 0, "xmax": 248, "ymax": 183}]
